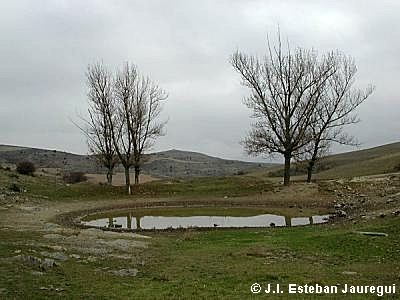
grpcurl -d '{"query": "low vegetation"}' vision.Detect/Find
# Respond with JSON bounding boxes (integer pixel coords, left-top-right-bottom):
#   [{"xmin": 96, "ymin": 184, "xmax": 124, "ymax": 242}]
[{"xmin": 16, "ymin": 161, "xmax": 35, "ymax": 176}]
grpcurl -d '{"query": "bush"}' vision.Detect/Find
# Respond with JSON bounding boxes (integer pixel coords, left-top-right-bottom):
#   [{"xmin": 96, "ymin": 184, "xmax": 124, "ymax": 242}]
[
  {"xmin": 9, "ymin": 183, "xmax": 21, "ymax": 192},
  {"xmin": 63, "ymin": 171, "xmax": 87, "ymax": 184},
  {"xmin": 16, "ymin": 161, "xmax": 36, "ymax": 176}
]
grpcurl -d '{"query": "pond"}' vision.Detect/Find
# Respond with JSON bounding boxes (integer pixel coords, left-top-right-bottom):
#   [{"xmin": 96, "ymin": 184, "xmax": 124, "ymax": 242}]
[{"xmin": 81, "ymin": 207, "xmax": 330, "ymax": 230}]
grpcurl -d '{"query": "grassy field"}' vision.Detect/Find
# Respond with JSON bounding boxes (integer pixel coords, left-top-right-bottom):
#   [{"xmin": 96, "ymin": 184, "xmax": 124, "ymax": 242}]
[
  {"xmin": 255, "ymin": 142, "xmax": 400, "ymax": 180},
  {"xmin": 0, "ymin": 166, "xmax": 399, "ymax": 299},
  {"xmin": 0, "ymin": 217, "xmax": 399, "ymax": 299}
]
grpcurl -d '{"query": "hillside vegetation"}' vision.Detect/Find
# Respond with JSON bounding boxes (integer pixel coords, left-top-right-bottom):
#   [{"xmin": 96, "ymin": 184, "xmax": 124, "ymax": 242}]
[
  {"xmin": 260, "ymin": 142, "xmax": 400, "ymax": 180},
  {"xmin": 0, "ymin": 145, "xmax": 273, "ymax": 179}
]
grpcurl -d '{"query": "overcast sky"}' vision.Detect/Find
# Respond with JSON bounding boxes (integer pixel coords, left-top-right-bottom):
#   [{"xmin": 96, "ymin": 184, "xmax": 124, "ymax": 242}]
[{"xmin": 0, "ymin": 1, "xmax": 399, "ymax": 163}]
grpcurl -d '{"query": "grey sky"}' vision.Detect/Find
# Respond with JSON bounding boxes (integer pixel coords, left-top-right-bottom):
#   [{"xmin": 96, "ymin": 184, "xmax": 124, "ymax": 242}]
[{"xmin": 0, "ymin": 1, "xmax": 399, "ymax": 162}]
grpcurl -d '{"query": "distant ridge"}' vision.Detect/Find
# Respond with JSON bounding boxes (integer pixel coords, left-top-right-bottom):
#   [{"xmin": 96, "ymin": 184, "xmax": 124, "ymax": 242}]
[{"xmin": 0, "ymin": 144, "xmax": 275, "ymax": 178}]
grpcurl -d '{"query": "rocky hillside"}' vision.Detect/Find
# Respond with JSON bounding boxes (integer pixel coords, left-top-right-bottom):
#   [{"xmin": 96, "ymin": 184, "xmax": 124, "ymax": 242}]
[{"xmin": 0, "ymin": 145, "xmax": 274, "ymax": 178}]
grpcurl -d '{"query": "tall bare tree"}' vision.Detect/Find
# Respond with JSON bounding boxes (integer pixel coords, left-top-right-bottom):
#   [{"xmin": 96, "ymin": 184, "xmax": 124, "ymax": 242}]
[
  {"xmin": 231, "ymin": 35, "xmax": 337, "ymax": 185},
  {"xmin": 128, "ymin": 70, "xmax": 167, "ymax": 184},
  {"xmin": 300, "ymin": 54, "xmax": 374, "ymax": 182},
  {"xmin": 80, "ymin": 63, "xmax": 118, "ymax": 185},
  {"xmin": 110, "ymin": 63, "xmax": 167, "ymax": 193}
]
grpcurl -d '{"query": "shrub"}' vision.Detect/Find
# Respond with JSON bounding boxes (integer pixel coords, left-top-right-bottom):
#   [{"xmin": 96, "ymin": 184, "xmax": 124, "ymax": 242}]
[
  {"xmin": 16, "ymin": 161, "xmax": 36, "ymax": 176},
  {"xmin": 9, "ymin": 183, "xmax": 21, "ymax": 192},
  {"xmin": 63, "ymin": 171, "xmax": 87, "ymax": 184}
]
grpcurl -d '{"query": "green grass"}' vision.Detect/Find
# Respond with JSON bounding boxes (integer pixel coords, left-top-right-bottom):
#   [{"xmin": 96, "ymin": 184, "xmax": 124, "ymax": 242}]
[
  {"xmin": 1, "ymin": 217, "xmax": 399, "ymax": 299},
  {"xmin": 255, "ymin": 141, "xmax": 400, "ymax": 180},
  {"xmin": 0, "ymin": 168, "xmax": 273, "ymax": 202}
]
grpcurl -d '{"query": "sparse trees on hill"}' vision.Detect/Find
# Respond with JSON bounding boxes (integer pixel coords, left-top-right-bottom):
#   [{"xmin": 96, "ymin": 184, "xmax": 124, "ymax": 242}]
[{"xmin": 231, "ymin": 35, "xmax": 337, "ymax": 185}]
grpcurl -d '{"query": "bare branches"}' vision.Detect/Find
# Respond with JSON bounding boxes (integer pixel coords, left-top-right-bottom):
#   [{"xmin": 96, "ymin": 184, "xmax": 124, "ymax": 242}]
[
  {"xmin": 298, "ymin": 53, "xmax": 374, "ymax": 182},
  {"xmin": 79, "ymin": 62, "xmax": 167, "ymax": 193},
  {"xmin": 231, "ymin": 34, "xmax": 337, "ymax": 185},
  {"xmin": 80, "ymin": 62, "xmax": 117, "ymax": 185}
]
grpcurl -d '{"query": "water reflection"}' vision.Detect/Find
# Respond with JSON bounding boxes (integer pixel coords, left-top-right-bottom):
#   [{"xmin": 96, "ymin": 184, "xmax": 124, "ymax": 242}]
[{"xmin": 83, "ymin": 213, "xmax": 330, "ymax": 230}]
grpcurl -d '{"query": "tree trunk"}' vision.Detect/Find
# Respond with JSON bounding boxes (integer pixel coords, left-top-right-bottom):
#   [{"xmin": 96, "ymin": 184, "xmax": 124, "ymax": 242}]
[
  {"xmin": 106, "ymin": 169, "xmax": 113, "ymax": 185},
  {"xmin": 124, "ymin": 166, "xmax": 131, "ymax": 194},
  {"xmin": 283, "ymin": 153, "xmax": 291, "ymax": 186},
  {"xmin": 306, "ymin": 159, "xmax": 315, "ymax": 183},
  {"xmin": 134, "ymin": 165, "xmax": 140, "ymax": 185}
]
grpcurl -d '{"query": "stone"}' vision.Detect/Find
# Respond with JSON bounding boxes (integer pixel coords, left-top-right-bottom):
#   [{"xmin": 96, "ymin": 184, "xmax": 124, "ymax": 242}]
[
  {"xmin": 43, "ymin": 234, "xmax": 65, "ymax": 240},
  {"xmin": 41, "ymin": 258, "xmax": 57, "ymax": 269},
  {"xmin": 337, "ymin": 210, "xmax": 347, "ymax": 217},
  {"xmin": 17, "ymin": 255, "xmax": 42, "ymax": 266},
  {"xmin": 342, "ymin": 271, "xmax": 357, "ymax": 275},
  {"xmin": 70, "ymin": 254, "xmax": 81, "ymax": 259},
  {"xmin": 43, "ymin": 223, "xmax": 61, "ymax": 230},
  {"xmin": 357, "ymin": 231, "xmax": 388, "ymax": 237},
  {"xmin": 31, "ymin": 271, "xmax": 44, "ymax": 276},
  {"xmin": 108, "ymin": 239, "xmax": 147, "ymax": 251},
  {"xmin": 110, "ymin": 268, "xmax": 138, "ymax": 277},
  {"xmin": 40, "ymin": 251, "xmax": 69, "ymax": 261},
  {"xmin": 48, "ymin": 245, "xmax": 65, "ymax": 251},
  {"xmin": 87, "ymin": 256, "xmax": 97, "ymax": 263}
]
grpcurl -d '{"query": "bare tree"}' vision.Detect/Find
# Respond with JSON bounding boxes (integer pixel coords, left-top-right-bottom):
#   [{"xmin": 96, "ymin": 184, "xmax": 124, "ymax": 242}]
[
  {"xmin": 300, "ymin": 54, "xmax": 374, "ymax": 182},
  {"xmin": 128, "ymin": 70, "xmax": 167, "ymax": 185},
  {"xmin": 230, "ymin": 35, "xmax": 337, "ymax": 185},
  {"xmin": 110, "ymin": 63, "xmax": 167, "ymax": 193},
  {"xmin": 79, "ymin": 63, "xmax": 118, "ymax": 185}
]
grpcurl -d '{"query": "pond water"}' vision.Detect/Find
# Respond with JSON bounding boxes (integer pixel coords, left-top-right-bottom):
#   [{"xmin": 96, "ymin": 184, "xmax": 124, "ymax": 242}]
[{"xmin": 81, "ymin": 207, "xmax": 330, "ymax": 230}]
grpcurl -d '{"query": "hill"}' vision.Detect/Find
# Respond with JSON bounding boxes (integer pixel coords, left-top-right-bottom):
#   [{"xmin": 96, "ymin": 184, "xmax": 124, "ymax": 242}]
[
  {"xmin": 0, "ymin": 145, "xmax": 274, "ymax": 178},
  {"xmin": 261, "ymin": 142, "xmax": 400, "ymax": 180}
]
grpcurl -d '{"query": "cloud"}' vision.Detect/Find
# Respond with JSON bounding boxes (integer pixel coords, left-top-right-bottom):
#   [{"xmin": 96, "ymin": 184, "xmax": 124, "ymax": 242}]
[{"xmin": 0, "ymin": 0, "xmax": 399, "ymax": 162}]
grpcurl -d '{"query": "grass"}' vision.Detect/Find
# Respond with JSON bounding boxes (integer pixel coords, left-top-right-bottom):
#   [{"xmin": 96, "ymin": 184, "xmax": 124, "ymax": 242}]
[
  {"xmin": 254, "ymin": 141, "xmax": 400, "ymax": 180},
  {"xmin": 0, "ymin": 168, "xmax": 273, "ymax": 202},
  {"xmin": 1, "ymin": 166, "xmax": 399, "ymax": 299},
  {"xmin": 0, "ymin": 217, "xmax": 399, "ymax": 299}
]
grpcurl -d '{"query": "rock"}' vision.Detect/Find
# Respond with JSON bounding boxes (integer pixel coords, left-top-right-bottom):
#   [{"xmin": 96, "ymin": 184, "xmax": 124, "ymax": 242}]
[
  {"xmin": 40, "ymin": 251, "xmax": 69, "ymax": 261},
  {"xmin": 337, "ymin": 210, "xmax": 347, "ymax": 217},
  {"xmin": 16, "ymin": 255, "xmax": 42, "ymax": 266},
  {"xmin": 31, "ymin": 271, "xmax": 44, "ymax": 276},
  {"xmin": 107, "ymin": 239, "xmax": 147, "ymax": 251},
  {"xmin": 41, "ymin": 258, "xmax": 57, "ymax": 269},
  {"xmin": 392, "ymin": 210, "xmax": 400, "ymax": 216},
  {"xmin": 357, "ymin": 231, "xmax": 388, "ymax": 237},
  {"xmin": 48, "ymin": 245, "xmax": 65, "ymax": 251},
  {"xmin": 110, "ymin": 268, "xmax": 138, "ymax": 277},
  {"xmin": 70, "ymin": 254, "xmax": 81, "ymax": 259},
  {"xmin": 43, "ymin": 234, "xmax": 65, "ymax": 240},
  {"xmin": 14, "ymin": 249, "xmax": 21, "ymax": 254},
  {"xmin": 101, "ymin": 231, "xmax": 151, "ymax": 240},
  {"xmin": 43, "ymin": 223, "xmax": 61, "ymax": 230},
  {"xmin": 334, "ymin": 204, "xmax": 343, "ymax": 209},
  {"xmin": 342, "ymin": 271, "xmax": 357, "ymax": 275},
  {"xmin": 87, "ymin": 256, "xmax": 97, "ymax": 263},
  {"xmin": 379, "ymin": 213, "xmax": 386, "ymax": 218}
]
